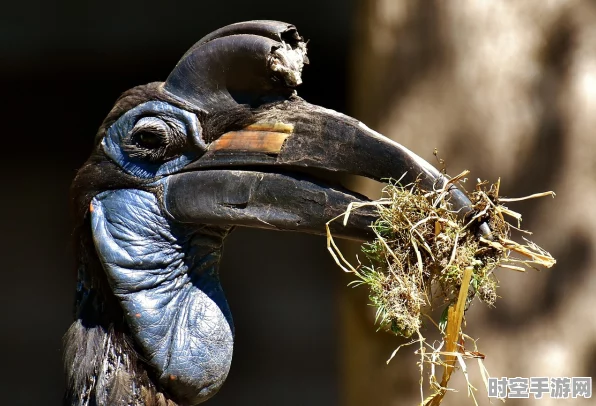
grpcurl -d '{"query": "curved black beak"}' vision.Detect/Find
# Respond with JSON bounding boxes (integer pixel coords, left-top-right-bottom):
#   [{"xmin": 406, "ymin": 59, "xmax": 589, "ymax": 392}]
[
  {"xmin": 162, "ymin": 98, "xmax": 489, "ymax": 240},
  {"xmin": 159, "ymin": 20, "xmax": 489, "ymax": 240}
]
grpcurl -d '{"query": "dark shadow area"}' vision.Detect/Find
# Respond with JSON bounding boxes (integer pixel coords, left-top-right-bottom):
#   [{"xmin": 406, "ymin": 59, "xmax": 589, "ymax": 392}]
[
  {"xmin": 217, "ymin": 229, "xmax": 341, "ymax": 405},
  {"xmin": 541, "ymin": 232, "xmax": 592, "ymax": 313}
]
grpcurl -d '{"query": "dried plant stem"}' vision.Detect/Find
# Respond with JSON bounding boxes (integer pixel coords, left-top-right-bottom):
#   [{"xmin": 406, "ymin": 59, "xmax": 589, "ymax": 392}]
[
  {"xmin": 424, "ymin": 266, "xmax": 473, "ymax": 406},
  {"xmin": 326, "ymin": 173, "xmax": 556, "ymax": 405}
]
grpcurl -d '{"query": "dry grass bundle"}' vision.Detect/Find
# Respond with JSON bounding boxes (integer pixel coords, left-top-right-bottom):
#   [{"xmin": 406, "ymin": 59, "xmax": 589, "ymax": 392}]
[{"xmin": 326, "ymin": 171, "xmax": 556, "ymax": 405}]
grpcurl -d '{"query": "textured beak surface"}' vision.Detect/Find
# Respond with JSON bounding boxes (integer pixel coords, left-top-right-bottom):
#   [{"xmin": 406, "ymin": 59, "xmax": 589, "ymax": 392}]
[
  {"xmin": 159, "ymin": 20, "xmax": 487, "ymax": 239},
  {"xmin": 163, "ymin": 99, "xmax": 484, "ymax": 240}
]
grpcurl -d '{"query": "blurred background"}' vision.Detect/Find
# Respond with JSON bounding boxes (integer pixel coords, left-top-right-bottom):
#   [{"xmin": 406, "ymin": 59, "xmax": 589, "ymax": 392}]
[{"xmin": 1, "ymin": 1, "xmax": 594, "ymax": 405}]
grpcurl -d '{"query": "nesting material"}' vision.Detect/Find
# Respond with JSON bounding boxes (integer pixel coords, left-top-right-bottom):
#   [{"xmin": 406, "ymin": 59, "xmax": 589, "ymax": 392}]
[{"xmin": 326, "ymin": 171, "xmax": 556, "ymax": 405}]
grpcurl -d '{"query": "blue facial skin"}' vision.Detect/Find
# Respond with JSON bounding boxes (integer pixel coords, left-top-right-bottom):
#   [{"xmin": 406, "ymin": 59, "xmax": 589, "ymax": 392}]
[
  {"xmin": 102, "ymin": 101, "xmax": 205, "ymax": 178},
  {"xmin": 92, "ymin": 101, "xmax": 234, "ymax": 404}
]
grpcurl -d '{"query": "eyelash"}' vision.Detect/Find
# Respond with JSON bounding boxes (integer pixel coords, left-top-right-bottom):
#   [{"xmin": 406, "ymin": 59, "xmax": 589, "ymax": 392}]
[
  {"xmin": 122, "ymin": 117, "xmax": 186, "ymax": 162},
  {"xmin": 133, "ymin": 129, "xmax": 168, "ymax": 149}
]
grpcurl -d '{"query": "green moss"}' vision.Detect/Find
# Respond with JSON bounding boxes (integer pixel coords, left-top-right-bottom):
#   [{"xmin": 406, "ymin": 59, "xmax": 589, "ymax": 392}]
[{"xmin": 354, "ymin": 180, "xmax": 503, "ymax": 338}]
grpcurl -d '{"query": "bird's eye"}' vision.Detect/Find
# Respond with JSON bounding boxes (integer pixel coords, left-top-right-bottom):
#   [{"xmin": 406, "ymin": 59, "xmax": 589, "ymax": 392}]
[
  {"xmin": 122, "ymin": 116, "xmax": 188, "ymax": 163},
  {"xmin": 130, "ymin": 117, "xmax": 170, "ymax": 150},
  {"xmin": 134, "ymin": 131, "xmax": 164, "ymax": 149}
]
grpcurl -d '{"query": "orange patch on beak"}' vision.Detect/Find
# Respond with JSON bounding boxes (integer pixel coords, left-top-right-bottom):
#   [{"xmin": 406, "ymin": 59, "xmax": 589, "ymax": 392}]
[{"xmin": 209, "ymin": 121, "xmax": 293, "ymax": 154}]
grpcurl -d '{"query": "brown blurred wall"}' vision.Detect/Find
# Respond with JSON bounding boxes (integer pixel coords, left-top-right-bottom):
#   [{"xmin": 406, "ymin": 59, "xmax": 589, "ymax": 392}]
[{"xmin": 343, "ymin": 1, "xmax": 596, "ymax": 405}]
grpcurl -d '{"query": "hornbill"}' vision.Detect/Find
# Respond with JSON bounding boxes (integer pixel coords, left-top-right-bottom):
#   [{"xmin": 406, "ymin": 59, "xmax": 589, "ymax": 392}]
[{"xmin": 65, "ymin": 21, "xmax": 489, "ymax": 406}]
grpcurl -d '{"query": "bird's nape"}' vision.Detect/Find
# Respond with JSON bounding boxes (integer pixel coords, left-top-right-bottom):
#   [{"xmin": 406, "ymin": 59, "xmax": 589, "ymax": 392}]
[{"xmin": 65, "ymin": 20, "xmax": 488, "ymax": 406}]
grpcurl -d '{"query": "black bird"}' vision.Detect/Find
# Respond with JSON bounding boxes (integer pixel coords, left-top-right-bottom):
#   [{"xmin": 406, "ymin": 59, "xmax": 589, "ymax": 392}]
[{"xmin": 65, "ymin": 21, "xmax": 487, "ymax": 406}]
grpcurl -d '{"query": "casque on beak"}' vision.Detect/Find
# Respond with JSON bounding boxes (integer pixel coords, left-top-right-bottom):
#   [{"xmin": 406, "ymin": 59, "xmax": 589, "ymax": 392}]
[{"xmin": 159, "ymin": 20, "xmax": 490, "ymax": 240}]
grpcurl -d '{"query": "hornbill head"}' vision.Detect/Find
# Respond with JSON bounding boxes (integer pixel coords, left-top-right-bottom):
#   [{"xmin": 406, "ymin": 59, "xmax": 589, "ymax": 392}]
[{"xmin": 65, "ymin": 21, "xmax": 488, "ymax": 406}]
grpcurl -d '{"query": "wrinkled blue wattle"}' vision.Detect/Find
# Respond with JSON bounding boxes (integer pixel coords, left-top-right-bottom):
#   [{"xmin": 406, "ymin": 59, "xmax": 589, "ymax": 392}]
[{"xmin": 90, "ymin": 187, "xmax": 233, "ymax": 402}]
